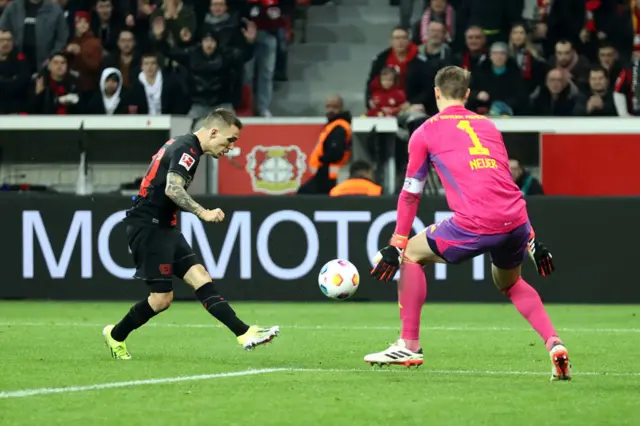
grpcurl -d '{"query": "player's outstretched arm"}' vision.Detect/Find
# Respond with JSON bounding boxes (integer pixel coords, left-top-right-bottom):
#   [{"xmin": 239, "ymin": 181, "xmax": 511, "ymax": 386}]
[{"xmin": 165, "ymin": 172, "xmax": 205, "ymax": 217}]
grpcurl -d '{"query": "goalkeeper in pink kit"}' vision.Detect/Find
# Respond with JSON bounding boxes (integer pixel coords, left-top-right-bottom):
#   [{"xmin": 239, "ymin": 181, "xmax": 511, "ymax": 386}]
[{"xmin": 366, "ymin": 66, "xmax": 571, "ymax": 381}]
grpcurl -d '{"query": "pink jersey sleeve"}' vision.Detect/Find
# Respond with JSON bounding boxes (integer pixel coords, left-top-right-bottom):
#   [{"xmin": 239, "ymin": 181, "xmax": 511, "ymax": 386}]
[{"xmin": 392, "ymin": 126, "xmax": 430, "ymax": 244}]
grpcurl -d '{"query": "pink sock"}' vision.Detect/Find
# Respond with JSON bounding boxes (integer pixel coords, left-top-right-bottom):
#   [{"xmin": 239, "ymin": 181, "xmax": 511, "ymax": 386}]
[
  {"xmin": 503, "ymin": 277, "xmax": 560, "ymax": 351},
  {"xmin": 398, "ymin": 262, "xmax": 427, "ymax": 346}
]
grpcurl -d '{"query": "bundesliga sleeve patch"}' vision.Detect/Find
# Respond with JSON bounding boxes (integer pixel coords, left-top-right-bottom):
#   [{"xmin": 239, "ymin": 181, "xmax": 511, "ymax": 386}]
[{"xmin": 178, "ymin": 153, "xmax": 195, "ymax": 171}]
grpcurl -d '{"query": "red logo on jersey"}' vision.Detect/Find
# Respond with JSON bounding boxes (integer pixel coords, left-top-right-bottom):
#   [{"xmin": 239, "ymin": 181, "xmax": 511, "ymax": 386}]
[
  {"xmin": 159, "ymin": 264, "xmax": 172, "ymax": 275},
  {"xmin": 179, "ymin": 153, "xmax": 195, "ymax": 171}
]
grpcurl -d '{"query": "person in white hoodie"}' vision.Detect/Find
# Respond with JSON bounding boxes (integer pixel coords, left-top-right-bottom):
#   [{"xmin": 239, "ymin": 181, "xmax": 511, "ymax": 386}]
[{"xmin": 88, "ymin": 67, "xmax": 127, "ymax": 114}]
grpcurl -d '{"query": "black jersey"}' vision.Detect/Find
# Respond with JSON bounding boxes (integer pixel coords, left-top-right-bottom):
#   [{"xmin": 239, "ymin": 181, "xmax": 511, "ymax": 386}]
[{"xmin": 125, "ymin": 134, "xmax": 204, "ymax": 227}]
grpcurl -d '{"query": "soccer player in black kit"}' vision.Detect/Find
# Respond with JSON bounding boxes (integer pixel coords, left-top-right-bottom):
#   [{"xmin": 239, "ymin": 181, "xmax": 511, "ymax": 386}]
[{"xmin": 102, "ymin": 109, "xmax": 279, "ymax": 360}]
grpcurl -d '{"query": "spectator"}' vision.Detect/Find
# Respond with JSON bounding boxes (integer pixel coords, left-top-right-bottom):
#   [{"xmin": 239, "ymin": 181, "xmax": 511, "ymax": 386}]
[
  {"xmin": 367, "ymin": 67, "xmax": 408, "ymax": 117},
  {"xmin": 542, "ymin": 0, "xmax": 584, "ymax": 53},
  {"xmin": 509, "ymin": 158, "xmax": 544, "ymax": 196},
  {"xmin": 573, "ymin": 65, "xmax": 618, "ymax": 116},
  {"xmin": 31, "ymin": 52, "xmax": 79, "ymax": 114},
  {"xmin": 244, "ymin": 0, "xmax": 294, "ymax": 117},
  {"xmin": 412, "ymin": 0, "xmax": 455, "ymax": 46},
  {"xmin": 508, "ymin": 22, "xmax": 547, "ymax": 96},
  {"xmin": 128, "ymin": 51, "xmax": 186, "ymax": 115},
  {"xmin": 529, "ymin": 68, "xmax": 579, "ymax": 116},
  {"xmin": 202, "ymin": 0, "xmax": 256, "ymax": 58},
  {"xmin": 66, "ymin": 11, "xmax": 102, "ymax": 96},
  {"xmin": 169, "ymin": 32, "xmax": 239, "ymax": 119},
  {"xmin": 92, "ymin": 0, "xmax": 122, "ymax": 54},
  {"xmin": 457, "ymin": 0, "xmax": 522, "ymax": 47},
  {"xmin": 613, "ymin": 36, "xmax": 640, "ymax": 116},
  {"xmin": 298, "ymin": 94, "xmax": 352, "ymax": 195},
  {"xmin": 579, "ymin": 0, "xmax": 618, "ymax": 61},
  {"xmin": 420, "ymin": 21, "xmax": 452, "ymax": 69},
  {"xmin": 0, "ymin": 0, "xmax": 69, "ymax": 74},
  {"xmin": 548, "ymin": 39, "xmax": 591, "ymax": 91},
  {"xmin": 468, "ymin": 42, "xmax": 526, "ymax": 115},
  {"xmin": 202, "ymin": 0, "xmax": 257, "ymax": 108},
  {"xmin": 87, "ymin": 67, "xmax": 128, "ymax": 114},
  {"xmin": 101, "ymin": 29, "xmax": 140, "ymax": 89},
  {"xmin": 366, "ymin": 27, "xmax": 428, "ymax": 113},
  {"xmin": 329, "ymin": 161, "xmax": 383, "ymax": 197},
  {"xmin": 0, "ymin": 29, "xmax": 30, "ymax": 113},
  {"xmin": 597, "ymin": 42, "xmax": 622, "ymax": 91},
  {"xmin": 149, "ymin": 0, "xmax": 197, "ymax": 49},
  {"xmin": 123, "ymin": 0, "xmax": 156, "ymax": 52},
  {"xmin": 452, "ymin": 26, "xmax": 486, "ymax": 73}
]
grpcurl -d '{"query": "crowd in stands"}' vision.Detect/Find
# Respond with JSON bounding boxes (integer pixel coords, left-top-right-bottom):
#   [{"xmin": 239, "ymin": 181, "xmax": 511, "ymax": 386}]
[
  {"xmin": 0, "ymin": 0, "xmax": 315, "ymax": 117},
  {"xmin": 370, "ymin": 0, "xmax": 640, "ymax": 118}
]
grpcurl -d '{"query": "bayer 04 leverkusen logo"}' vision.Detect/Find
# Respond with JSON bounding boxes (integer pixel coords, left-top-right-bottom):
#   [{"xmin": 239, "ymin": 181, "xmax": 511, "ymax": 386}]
[{"xmin": 245, "ymin": 145, "xmax": 307, "ymax": 195}]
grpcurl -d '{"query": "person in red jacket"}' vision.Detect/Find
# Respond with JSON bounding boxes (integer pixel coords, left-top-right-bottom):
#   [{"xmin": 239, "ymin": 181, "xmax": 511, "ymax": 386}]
[{"xmin": 367, "ymin": 66, "xmax": 408, "ymax": 117}]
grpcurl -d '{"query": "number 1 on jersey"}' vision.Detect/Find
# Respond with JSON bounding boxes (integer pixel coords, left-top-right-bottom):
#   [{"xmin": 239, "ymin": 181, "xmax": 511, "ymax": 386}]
[{"xmin": 457, "ymin": 120, "xmax": 490, "ymax": 156}]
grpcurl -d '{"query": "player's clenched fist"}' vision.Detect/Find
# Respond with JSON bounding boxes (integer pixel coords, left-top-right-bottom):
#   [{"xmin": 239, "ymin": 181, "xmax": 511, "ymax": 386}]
[{"xmin": 198, "ymin": 208, "xmax": 225, "ymax": 223}]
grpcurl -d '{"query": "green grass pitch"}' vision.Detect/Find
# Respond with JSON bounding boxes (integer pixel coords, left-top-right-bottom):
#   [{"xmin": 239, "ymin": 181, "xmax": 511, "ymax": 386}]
[{"xmin": 1, "ymin": 301, "xmax": 639, "ymax": 426}]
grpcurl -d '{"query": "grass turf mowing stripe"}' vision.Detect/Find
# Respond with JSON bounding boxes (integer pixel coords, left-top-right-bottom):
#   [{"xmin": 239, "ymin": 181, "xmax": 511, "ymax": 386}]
[
  {"xmin": 3, "ymin": 368, "xmax": 640, "ymax": 399},
  {"xmin": 1, "ymin": 321, "xmax": 640, "ymax": 333}
]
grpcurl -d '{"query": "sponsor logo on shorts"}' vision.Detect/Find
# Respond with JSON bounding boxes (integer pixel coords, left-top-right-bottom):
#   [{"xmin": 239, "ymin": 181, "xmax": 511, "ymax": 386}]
[{"xmin": 178, "ymin": 153, "xmax": 195, "ymax": 171}]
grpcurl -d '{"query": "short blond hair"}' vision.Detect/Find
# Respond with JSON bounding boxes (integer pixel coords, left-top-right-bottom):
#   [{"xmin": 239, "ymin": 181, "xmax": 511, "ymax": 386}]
[{"xmin": 434, "ymin": 66, "xmax": 471, "ymax": 100}]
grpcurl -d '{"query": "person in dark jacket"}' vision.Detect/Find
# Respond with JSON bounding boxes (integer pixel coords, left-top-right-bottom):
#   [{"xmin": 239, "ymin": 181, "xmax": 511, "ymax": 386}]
[
  {"xmin": 202, "ymin": 0, "xmax": 256, "ymax": 108},
  {"xmin": 366, "ymin": 26, "xmax": 429, "ymax": 112},
  {"xmin": 87, "ymin": 67, "xmax": 129, "ymax": 114},
  {"xmin": 30, "ymin": 52, "xmax": 80, "ymax": 114},
  {"xmin": 573, "ymin": 65, "xmax": 619, "ymax": 116},
  {"xmin": 529, "ymin": 68, "xmax": 579, "ymax": 116},
  {"xmin": 91, "ymin": 0, "xmax": 123, "ymax": 54},
  {"xmin": 101, "ymin": 29, "xmax": 140, "ymax": 89},
  {"xmin": 597, "ymin": 42, "xmax": 622, "ymax": 91},
  {"xmin": 549, "ymin": 39, "xmax": 592, "ymax": 91},
  {"xmin": 0, "ymin": 0, "xmax": 69, "ymax": 74},
  {"xmin": 452, "ymin": 25, "xmax": 487, "ymax": 73},
  {"xmin": 0, "ymin": 29, "xmax": 30, "ymax": 113},
  {"xmin": 509, "ymin": 158, "xmax": 544, "ymax": 196},
  {"xmin": 411, "ymin": 0, "xmax": 456, "ymax": 46},
  {"xmin": 468, "ymin": 42, "xmax": 527, "ymax": 115},
  {"xmin": 166, "ymin": 32, "xmax": 239, "ymax": 119},
  {"xmin": 127, "ymin": 51, "xmax": 187, "ymax": 115},
  {"xmin": 508, "ymin": 22, "xmax": 547, "ymax": 96},
  {"xmin": 202, "ymin": 0, "xmax": 256, "ymax": 59}
]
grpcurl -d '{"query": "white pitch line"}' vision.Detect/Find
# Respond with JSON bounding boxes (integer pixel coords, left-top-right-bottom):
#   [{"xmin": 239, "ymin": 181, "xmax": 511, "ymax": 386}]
[
  {"xmin": 0, "ymin": 368, "xmax": 287, "ymax": 399},
  {"xmin": 2, "ymin": 367, "xmax": 640, "ymax": 399},
  {"xmin": 0, "ymin": 321, "xmax": 639, "ymax": 333}
]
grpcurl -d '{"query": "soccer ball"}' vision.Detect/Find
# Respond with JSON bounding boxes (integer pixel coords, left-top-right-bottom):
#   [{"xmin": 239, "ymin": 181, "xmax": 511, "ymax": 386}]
[{"xmin": 318, "ymin": 259, "xmax": 360, "ymax": 300}]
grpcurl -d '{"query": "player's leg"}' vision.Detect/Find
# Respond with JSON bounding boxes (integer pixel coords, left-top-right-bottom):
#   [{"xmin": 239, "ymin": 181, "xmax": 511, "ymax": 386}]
[
  {"xmin": 173, "ymin": 233, "xmax": 279, "ymax": 350},
  {"xmin": 103, "ymin": 227, "xmax": 174, "ymax": 360},
  {"xmin": 491, "ymin": 224, "xmax": 571, "ymax": 380},
  {"xmin": 364, "ymin": 224, "xmax": 446, "ymax": 367}
]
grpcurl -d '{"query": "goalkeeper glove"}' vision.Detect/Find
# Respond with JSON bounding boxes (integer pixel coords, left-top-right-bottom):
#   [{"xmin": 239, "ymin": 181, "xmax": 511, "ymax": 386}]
[
  {"xmin": 371, "ymin": 234, "xmax": 407, "ymax": 282},
  {"xmin": 527, "ymin": 234, "xmax": 554, "ymax": 277}
]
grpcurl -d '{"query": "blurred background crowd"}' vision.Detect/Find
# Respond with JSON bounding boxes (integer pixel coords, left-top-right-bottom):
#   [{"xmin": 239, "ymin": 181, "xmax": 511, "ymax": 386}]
[
  {"xmin": 1, "ymin": 0, "xmax": 639, "ymax": 118},
  {"xmin": 367, "ymin": 0, "xmax": 640, "ymax": 119}
]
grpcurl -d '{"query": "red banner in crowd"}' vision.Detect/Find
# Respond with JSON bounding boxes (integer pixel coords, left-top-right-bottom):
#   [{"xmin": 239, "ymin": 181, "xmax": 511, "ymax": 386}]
[
  {"xmin": 541, "ymin": 134, "xmax": 640, "ymax": 195},
  {"xmin": 218, "ymin": 124, "xmax": 324, "ymax": 195}
]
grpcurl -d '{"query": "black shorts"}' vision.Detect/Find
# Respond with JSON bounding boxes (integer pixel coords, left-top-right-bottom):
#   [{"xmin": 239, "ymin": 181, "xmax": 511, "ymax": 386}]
[{"xmin": 126, "ymin": 224, "xmax": 200, "ymax": 293}]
